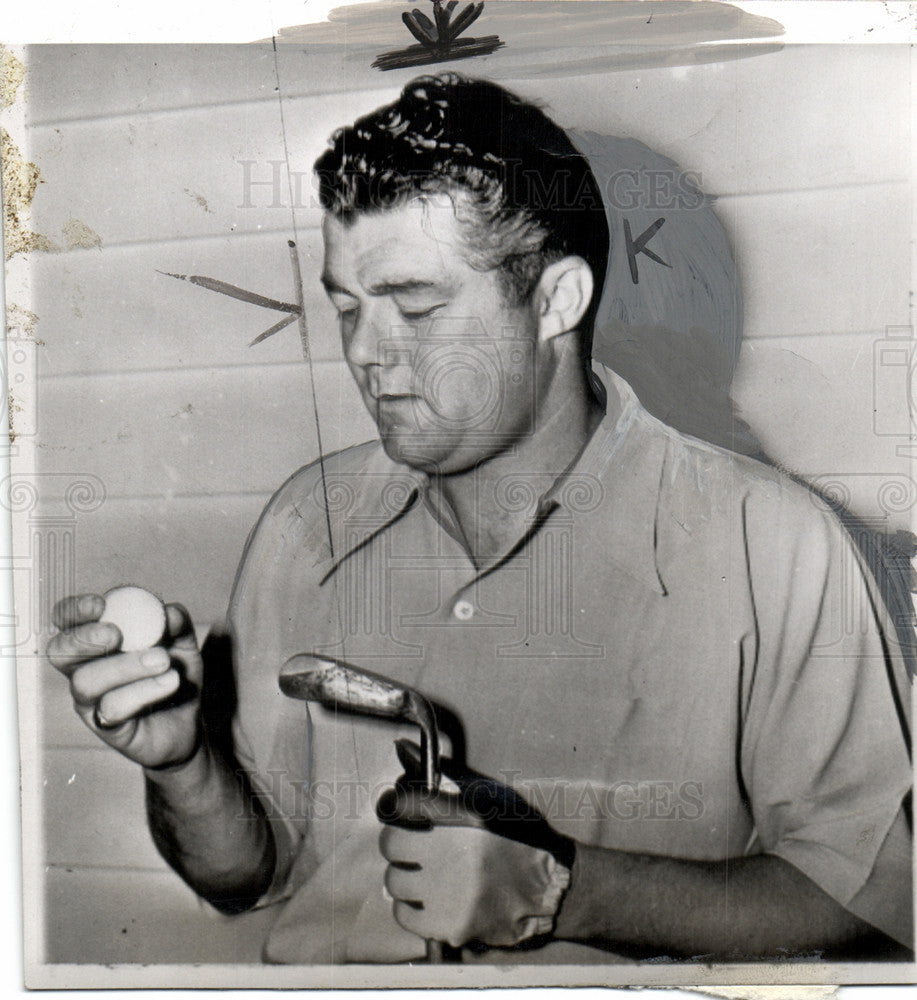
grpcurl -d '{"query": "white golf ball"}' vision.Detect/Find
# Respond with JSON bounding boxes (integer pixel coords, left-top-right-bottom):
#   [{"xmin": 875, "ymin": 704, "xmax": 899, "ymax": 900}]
[{"xmin": 102, "ymin": 586, "xmax": 167, "ymax": 652}]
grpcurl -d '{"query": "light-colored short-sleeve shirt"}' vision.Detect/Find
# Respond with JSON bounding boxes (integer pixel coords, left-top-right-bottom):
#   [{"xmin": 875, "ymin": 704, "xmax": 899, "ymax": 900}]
[{"xmin": 227, "ymin": 366, "xmax": 912, "ymax": 964}]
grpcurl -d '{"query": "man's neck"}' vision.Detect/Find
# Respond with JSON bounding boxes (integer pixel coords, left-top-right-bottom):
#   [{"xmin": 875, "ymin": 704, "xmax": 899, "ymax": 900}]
[{"xmin": 428, "ymin": 370, "xmax": 609, "ymax": 571}]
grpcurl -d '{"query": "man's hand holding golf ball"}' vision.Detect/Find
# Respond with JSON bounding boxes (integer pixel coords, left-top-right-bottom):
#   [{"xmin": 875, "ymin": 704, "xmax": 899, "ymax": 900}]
[
  {"xmin": 47, "ymin": 587, "xmax": 275, "ymax": 912},
  {"xmin": 47, "ymin": 587, "xmax": 203, "ymax": 770}
]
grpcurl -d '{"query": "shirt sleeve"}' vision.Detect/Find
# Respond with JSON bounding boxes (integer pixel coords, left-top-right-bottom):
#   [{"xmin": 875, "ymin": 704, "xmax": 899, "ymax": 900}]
[
  {"xmin": 740, "ymin": 491, "xmax": 912, "ymax": 947},
  {"xmin": 230, "ymin": 711, "xmax": 305, "ymax": 910},
  {"xmin": 227, "ymin": 493, "xmax": 314, "ymax": 908}
]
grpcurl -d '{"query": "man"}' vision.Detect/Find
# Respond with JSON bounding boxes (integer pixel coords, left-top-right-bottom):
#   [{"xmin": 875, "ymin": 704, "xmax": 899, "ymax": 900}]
[{"xmin": 48, "ymin": 74, "xmax": 912, "ymax": 965}]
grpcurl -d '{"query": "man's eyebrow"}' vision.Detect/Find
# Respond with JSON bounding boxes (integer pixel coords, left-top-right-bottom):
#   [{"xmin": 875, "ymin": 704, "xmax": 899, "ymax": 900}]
[
  {"xmin": 320, "ymin": 275, "xmax": 453, "ymax": 297},
  {"xmin": 367, "ymin": 279, "xmax": 444, "ymax": 296}
]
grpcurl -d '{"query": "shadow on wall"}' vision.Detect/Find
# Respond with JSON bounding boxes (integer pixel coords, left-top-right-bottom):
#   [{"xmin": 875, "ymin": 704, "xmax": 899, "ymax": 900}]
[
  {"xmin": 576, "ymin": 130, "xmax": 916, "ymax": 690},
  {"xmin": 572, "ymin": 129, "xmax": 758, "ymax": 458}
]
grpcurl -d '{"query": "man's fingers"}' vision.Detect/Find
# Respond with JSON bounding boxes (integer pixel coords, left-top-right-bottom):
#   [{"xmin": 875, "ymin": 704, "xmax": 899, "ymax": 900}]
[
  {"xmin": 390, "ymin": 864, "xmax": 473, "ymax": 949},
  {"xmin": 378, "ymin": 785, "xmax": 467, "ymax": 830},
  {"xmin": 380, "ymin": 823, "xmax": 407, "ymax": 863},
  {"xmin": 69, "ymin": 647, "xmax": 172, "ymax": 707},
  {"xmin": 93, "ymin": 668, "xmax": 182, "ymax": 729},
  {"xmin": 52, "ymin": 594, "xmax": 105, "ymax": 631},
  {"xmin": 47, "ymin": 621, "xmax": 122, "ymax": 673},
  {"xmin": 164, "ymin": 603, "xmax": 197, "ymax": 648},
  {"xmin": 392, "ymin": 899, "xmax": 430, "ymax": 941},
  {"xmin": 380, "ymin": 824, "xmax": 433, "ymax": 866},
  {"xmin": 384, "ymin": 862, "xmax": 424, "ymax": 903}
]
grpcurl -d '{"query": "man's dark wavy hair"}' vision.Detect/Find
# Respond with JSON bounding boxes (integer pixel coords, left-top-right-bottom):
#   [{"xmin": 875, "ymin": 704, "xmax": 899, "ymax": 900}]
[{"xmin": 314, "ymin": 74, "xmax": 610, "ymax": 364}]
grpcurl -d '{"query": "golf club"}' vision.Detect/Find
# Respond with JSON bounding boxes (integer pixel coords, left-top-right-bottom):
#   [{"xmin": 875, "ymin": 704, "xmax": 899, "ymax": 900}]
[{"xmin": 278, "ymin": 653, "xmax": 444, "ymax": 963}]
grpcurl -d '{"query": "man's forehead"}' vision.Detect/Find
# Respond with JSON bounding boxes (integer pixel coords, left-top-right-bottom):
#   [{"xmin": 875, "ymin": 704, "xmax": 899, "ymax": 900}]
[{"xmin": 321, "ymin": 201, "xmax": 470, "ymax": 289}]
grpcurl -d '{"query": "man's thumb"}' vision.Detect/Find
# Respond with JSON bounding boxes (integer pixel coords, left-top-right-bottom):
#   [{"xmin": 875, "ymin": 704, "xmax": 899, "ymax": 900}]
[{"xmin": 376, "ymin": 784, "xmax": 469, "ymax": 829}]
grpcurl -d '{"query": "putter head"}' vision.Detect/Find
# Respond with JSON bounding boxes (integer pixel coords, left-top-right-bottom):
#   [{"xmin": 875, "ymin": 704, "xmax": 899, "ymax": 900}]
[
  {"xmin": 280, "ymin": 653, "xmax": 441, "ymax": 792},
  {"xmin": 279, "ymin": 654, "xmax": 413, "ymax": 721}
]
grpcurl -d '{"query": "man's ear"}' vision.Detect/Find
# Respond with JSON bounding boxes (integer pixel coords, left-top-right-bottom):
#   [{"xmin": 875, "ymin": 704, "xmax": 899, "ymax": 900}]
[{"xmin": 535, "ymin": 256, "xmax": 594, "ymax": 342}]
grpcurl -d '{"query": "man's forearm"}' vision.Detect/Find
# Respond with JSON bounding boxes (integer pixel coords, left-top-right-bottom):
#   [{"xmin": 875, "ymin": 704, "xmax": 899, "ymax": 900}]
[
  {"xmin": 144, "ymin": 741, "xmax": 275, "ymax": 915},
  {"xmin": 554, "ymin": 843, "xmax": 884, "ymax": 959}
]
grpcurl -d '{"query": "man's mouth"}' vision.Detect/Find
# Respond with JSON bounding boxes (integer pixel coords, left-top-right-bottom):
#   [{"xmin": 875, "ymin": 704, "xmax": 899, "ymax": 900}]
[{"xmin": 372, "ymin": 392, "xmax": 417, "ymax": 403}]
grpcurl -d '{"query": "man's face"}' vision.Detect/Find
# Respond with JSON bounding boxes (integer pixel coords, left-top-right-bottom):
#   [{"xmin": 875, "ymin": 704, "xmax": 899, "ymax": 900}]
[{"xmin": 321, "ymin": 199, "xmax": 549, "ymax": 475}]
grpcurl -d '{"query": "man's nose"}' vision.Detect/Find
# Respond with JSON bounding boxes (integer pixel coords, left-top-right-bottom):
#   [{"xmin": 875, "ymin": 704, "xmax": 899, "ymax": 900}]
[
  {"xmin": 347, "ymin": 309, "xmax": 415, "ymax": 375},
  {"xmin": 344, "ymin": 306, "xmax": 385, "ymax": 369}
]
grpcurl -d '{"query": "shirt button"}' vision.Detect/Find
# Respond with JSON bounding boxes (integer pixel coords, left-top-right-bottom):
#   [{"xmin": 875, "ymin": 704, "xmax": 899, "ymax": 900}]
[{"xmin": 453, "ymin": 599, "xmax": 474, "ymax": 621}]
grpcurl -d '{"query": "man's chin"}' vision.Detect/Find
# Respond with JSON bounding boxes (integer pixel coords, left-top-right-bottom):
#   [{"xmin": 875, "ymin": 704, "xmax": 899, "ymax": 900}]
[
  {"xmin": 379, "ymin": 432, "xmax": 445, "ymax": 473},
  {"xmin": 379, "ymin": 427, "xmax": 520, "ymax": 476}
]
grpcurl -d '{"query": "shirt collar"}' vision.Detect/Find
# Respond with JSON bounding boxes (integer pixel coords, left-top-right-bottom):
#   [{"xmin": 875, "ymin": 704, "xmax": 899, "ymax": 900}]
[
  {"xmin": 320, "ymin": 363, "xmax": 668, "ymax": 596},
  {"xmin": 316, "ymin": 445, "xmax": 425, "ymax": 582},
  {"xmin": 550, "ymin": 362, "xmax": 668, "ymax": 595}
]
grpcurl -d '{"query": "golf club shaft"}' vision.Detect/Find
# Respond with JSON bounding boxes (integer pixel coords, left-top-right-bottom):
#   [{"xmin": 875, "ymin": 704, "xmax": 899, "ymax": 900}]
[{"xmin": 279, "ymin": 654, "xmax": 445, "ymax": 962}]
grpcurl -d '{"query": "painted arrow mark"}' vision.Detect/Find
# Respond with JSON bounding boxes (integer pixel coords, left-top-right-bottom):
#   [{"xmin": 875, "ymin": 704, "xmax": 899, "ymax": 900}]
[
  {"xmin": 158, "ymin": 242, "xmax": 306, "ymax": 347},
  {"xmin": 373, "ymin": 0, "xmax": 503, "ymax": 71}
]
